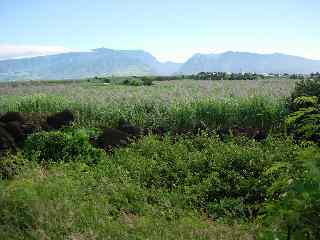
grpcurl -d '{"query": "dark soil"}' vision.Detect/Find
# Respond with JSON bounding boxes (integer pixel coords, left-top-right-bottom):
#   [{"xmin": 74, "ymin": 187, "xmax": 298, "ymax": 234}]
[
  {"xmin": 0, "ymin": 112, "xmax": 25, "ymax": 124},
  {"xmin": 96, "ymin": 128, "xmax": 130, "ymax": 151},
  {"xmin": 46, "ymin": 109, "xmax": 74, "ymax": 130}
]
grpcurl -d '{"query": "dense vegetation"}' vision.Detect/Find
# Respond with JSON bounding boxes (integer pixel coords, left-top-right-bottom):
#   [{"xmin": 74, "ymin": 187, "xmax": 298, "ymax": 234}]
[
  {"xmin": 89, "ymin": 71, "xmax": 308, "ymax": 83},
  {"xmin": 0, "ymin": 78, "xmax": 319, "ymax": 239}
]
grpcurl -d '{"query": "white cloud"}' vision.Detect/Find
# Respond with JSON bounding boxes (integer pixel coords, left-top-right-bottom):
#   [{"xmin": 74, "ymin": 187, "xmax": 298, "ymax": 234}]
[{"xmin": 0, "ymin": 44, "xmax": 75, "ymax": 60}]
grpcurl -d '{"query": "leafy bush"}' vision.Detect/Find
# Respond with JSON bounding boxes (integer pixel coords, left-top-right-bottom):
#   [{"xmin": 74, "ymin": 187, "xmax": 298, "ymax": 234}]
[
  {"xmin": 287, "ymin": 78, "xmax": 320, "ymax": 144},
  {"xmin": 208, "ymin": 198, "xmax": 248, "ymax": 219},
  {"xmin": 92, "ymin": 76, "xmax": 110, "ymax": 83},
  {"xmin": 286, "ymin": 97, "xmax": 320, "ymax": 144},
  {"xmin": 111, "ymin": 133, "xmax": 300, "ymax": 219},
  {"xmin": 0, "ymin": 153, "xmax": 26, "ymax": 180},
  {"xmin": 291, "ymin": 78, "xmax": 320, "ymax": 100},
  {"xmin": 103, "ymin": 78, "xmax": 110, "ymax": 83},
  {"xmin": 141, "ymin": 77, "xmax": 153, "ymax": 86},
  {"xmin": 2, "ymin": 130, "xmax": 318, "ymax": 239},
  {"xmin": 120, "ymin": 77, "xmax": 153, "ymax": 86},
  {"xmin": 122, "ymin": 78, "xmax": 144, "ymax": 86},
  {"xmin": 259, "ymin": 147, "xmax": 320, "ymax": 240},
  {"xmin": 292, "ymin": 96, "xmax": 318, "ymax": 110},
  {"xmin": 0, "ymin": 161, "xmax": 253, "ymax": 240},
  {"xmin": 23, "ymin": 130, "xmax": 104, "ymax": 164}
]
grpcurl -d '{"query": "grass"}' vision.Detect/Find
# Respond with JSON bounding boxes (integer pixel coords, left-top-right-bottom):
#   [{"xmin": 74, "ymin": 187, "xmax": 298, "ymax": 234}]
[
  {"xmin": 0, "ymin": 79, "xmax": 295, "ymax": 103},
  {"xmin": 1, "ymin": 132, "xmax": 302, "ymax": 240},
  {"xmin": 1, "ymin": 79, "xmax": 316, "ymax": 239},
  {"xmin": 0, "ymin": 163, "xmax": 255, "ymax": 240},
  {"xmin": 0, "ymin": 94, "xmax": 288, "ymax": 132},
  {"xmin": 0, "ymin": 80, "xmax": 289, "ymax": 131}
]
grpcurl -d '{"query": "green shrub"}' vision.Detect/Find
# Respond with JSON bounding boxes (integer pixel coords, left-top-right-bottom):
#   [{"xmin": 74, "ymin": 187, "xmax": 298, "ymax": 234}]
[
  {"xmin": 291, "ymin": 78, "xmax": 320, "ymax": 100},
  {"xmin": 292, "ymin": 96, "xmax": 318, "ymax": 110},
  {"xmin": 0, "ymin": 161, "xmax": 253, "ymax": 240},
  {"xmin": 208, "ymin": 198, "xmax": 247, "ymax": 219},
  {"xmin": 103, "ymin": 78, "xmax": 110, "ymax": 83},
  {"xmin": 120, "ymin": 77, "xmax": 153, "ymax": 86},
  {"xmin": 110, "ymin": 134, "xmax": 300, "ymax": 219},
  {"xmin": 286, "ymin": 99, "xmax": 320, "ymax": 144},
  {"xmin": 141, "ymin": 77, "xmax": 153, "ymax": 86},
  {"xmin": 0, "ymin": 153, "xmax": 26, "ymax": 180},
  {"xmin": 23, "ymin": 130, "xmax": 104, "ymax": 164},
  {"xmin": 122, "ymin": 78, "xmax": 143, "ymax": 86},
  {"xmin": 259, "ymin": 147, "xmax": 320, "ymax": 240}
]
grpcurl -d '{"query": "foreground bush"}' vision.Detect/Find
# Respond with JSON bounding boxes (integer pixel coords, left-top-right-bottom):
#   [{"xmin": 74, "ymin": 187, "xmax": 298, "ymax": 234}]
[
  {"xmin": 291, "ymin": 78, "xmax": 320, "ymax": 100},
  {"xmin": 109, "ymin": 134, "xmax": 300, "ymax": 219},
  {"xmin": 0, "ymin": 153, "xmax": 26, "ymax": 180},
  {"xmin": 286, "ymin": 96, "xmax": 320, "ymax": 144},
  {"xmin": 23, "ymin": 129, "xmax": 104, "ymax": 164},
  {"xmin": 1, "ymin": 132, "xmax": 319, "ymax": 239},
  {"xmin": 287, "ymin": 78, "xmax": 320, "ymax": 145},
  {"xmin": 259, "ymin": 147, "xmax": 320, "ymax": 239},
  {"xmin": 0, "ymin": 157, "xmax": 254, "ymax": 240}
]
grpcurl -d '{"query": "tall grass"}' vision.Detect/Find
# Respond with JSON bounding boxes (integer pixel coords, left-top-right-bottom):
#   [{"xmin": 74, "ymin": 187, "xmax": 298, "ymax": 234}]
[{"xmin": 0, "ymin": 94, "xmax": 288, "ymax": 131}]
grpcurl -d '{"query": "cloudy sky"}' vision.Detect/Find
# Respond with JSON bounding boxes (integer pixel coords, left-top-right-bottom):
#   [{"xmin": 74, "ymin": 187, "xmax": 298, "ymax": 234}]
[{"xmin": 1, "ymin": 0, "xmax": 319, "ymax": 62}]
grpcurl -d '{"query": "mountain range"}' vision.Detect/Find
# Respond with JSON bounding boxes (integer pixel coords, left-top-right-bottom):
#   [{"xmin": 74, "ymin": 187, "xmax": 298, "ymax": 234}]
[{"xmin": 0, "ymin": 48, "xmax": 319, "ymax": 81}]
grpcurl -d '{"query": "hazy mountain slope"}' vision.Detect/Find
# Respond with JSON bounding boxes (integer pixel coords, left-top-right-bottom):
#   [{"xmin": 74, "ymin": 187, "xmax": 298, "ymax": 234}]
[
  {"xmin": 0, "ymin": 48, "xmax": 178, "ymax": 81},
  {"xmin": 178, "ymin": 52, "xmax": 320, "ymax": 74},
  {"xmin": 0, "ymin": 49, "xmax": 319, "ymax": 81}
]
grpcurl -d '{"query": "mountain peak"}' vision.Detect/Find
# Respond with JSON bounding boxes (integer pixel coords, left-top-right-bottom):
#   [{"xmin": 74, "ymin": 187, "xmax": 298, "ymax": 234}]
[
  {"xmin": 0, "ymin": 49, "xmax": 319, "ymax": 81},
  {"xmin": 179, "ymin": 51, "xmax": 320, "ymax": 74}
]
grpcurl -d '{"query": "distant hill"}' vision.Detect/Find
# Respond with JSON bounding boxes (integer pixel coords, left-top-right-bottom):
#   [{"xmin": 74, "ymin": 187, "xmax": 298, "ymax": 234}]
[
  {"xmin": 178, "ymin": 52, "xmax": 320, "ymax": 74},
  {"xmin": 0, "ymin": 49, "xmax": 319, "ymax": 81},
  {"xmin": 0, "ymin": 48, "xmax": 182, "ymax": 81}
]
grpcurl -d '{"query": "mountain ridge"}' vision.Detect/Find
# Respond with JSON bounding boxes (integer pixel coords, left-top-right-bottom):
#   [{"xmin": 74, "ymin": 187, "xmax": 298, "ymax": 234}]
[
  {"xmin": 0, "ymin": 48, "xmax": 319, "ymax": 81},
  {"xmin": 179, "ymin": 51, "xmax": 320, "ymax": 74}
]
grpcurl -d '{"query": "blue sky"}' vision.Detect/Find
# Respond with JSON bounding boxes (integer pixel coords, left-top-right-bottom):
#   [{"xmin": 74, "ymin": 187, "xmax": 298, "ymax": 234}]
[{"xmin": 1, "ymin": 0, "xmax": 319, "ymax": 62}]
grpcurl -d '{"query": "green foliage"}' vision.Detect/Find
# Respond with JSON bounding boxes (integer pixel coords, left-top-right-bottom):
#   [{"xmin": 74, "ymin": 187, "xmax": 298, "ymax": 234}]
[
  {"xmin": 92, "ymin": 76, "xmax": 110, "ymax": 83},
  {"xmin": 167, "ymin": 96, "xmax": 287, "ymax": 131},
  {"xmin": 0, "ymin": 94, "xmax": 288, "ymax": 133},
  {"xmin": 1, "ymin": 130, "xmax": 318, "ymax": 239},
  {"xmin": 0, "ymin": 157, "xmax": 254, "ymax": 240},
  {"xmin": 0, "ymin": 153, "xmax": 26, "ymax": 180},
  {"xmin": 287, "ymin": 80, "xmax": 320, "ymax": 144},
  {"xmin": 292, "ymin": 96, "xmax": 318, "ymax": 109},
  {"xmin": 291, "ymin": 78, "xmax": 320, "ymax": 100},
  {"xmin": 0, "ymin": 79, "xmax": 317, "ymax": 238},
  {"xmin": 120, "ymin": 77, "xmax": 153, "ymax": 86},
  {"xmin": 195, "ymin": 72, "xmax": 259, "ymax": 81},
  {"xmin": 141, "ymin": 76, "xmax": 153, "ymax": 86},
  {"xmin": 23, "ymin": 129, "xmax": 104, "ymax": 164},
  {"xmin": 259, "ymin": 147, "xmax": 320, "ymax": 240},
  {"xmin": 122, "ymin": 78, "xmax": 144, "ymax": 86},
  {"xmin": 208, "ymin": 198, "xmax": 248, "ymax": 219},
  {"xmin": 110, "ymin": 134, "xmax": 300, "ymax": 220},
  {"xmin": 286, "ymin": 97, "xmax": 320, "ymax": 144}
]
